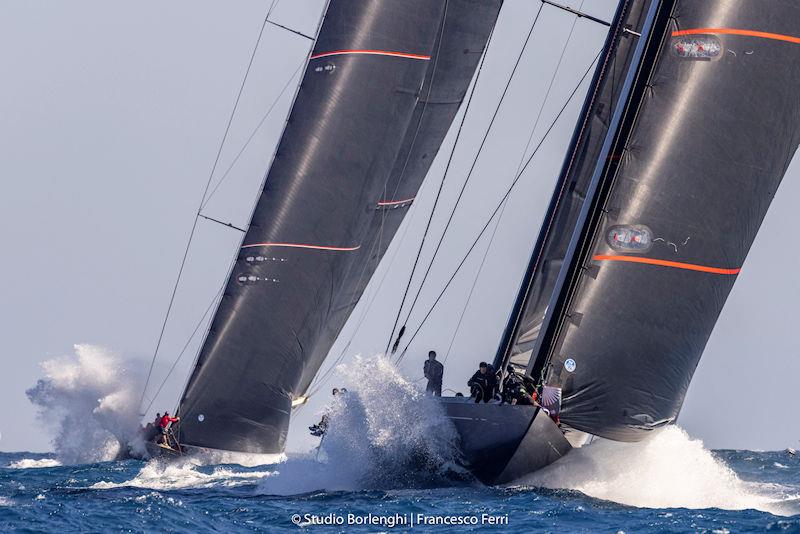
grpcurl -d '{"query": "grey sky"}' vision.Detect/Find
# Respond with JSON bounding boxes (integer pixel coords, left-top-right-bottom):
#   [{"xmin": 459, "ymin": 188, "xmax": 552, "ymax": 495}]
[{"xmin": 1, "ymin": 0, "xmax": 797, "ymax": 454}]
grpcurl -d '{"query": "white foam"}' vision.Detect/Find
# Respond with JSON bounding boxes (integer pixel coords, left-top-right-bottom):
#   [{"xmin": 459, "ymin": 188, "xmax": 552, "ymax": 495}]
[
  {"xmin": 257, "ymin": 354, "xmax": 464, "ymax": 495},
  {"xmin": 194, "ymin": 449, "xmax": 285, "ymax": 468},
  {"xmin": 0, "ymin": 497, "xmax": 13, "ymax": 507},
  {"xmin": 521, "ymin": 426, "xmax": 800, "ymax": 515},
  {"xmin": 90, "ymin": 457, "xmax": 274, "ymax": 491},
  {"xmin": 7, "ymin": 458, "xmax": 62, "ymax": 469},
  {"xmin": 26, "ymin": 344, "xmax": 145, "ymax": 464}
]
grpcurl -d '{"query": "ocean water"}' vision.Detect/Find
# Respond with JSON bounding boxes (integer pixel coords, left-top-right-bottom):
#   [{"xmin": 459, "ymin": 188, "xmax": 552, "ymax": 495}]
[
  {"xmin": 1, "ymin": 446, "xmax": 799, "ymax": 533},
  {"xmin": 8, "ymin": 348, "xmax": 800, "ymax": 532}
]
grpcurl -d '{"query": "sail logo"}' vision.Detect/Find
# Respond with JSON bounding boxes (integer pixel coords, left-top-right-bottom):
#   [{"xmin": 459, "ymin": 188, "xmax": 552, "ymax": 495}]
[
  {"xmin": 673, "ymin": 35, "xmax": 722, "ymax": 60},
  {"xmin": 564, "ymin": 358, "xmax": 576, "ymax": 373},
  {"xmin": 607, "ymin": 224, "xmax": 652, "ymax": 253}
]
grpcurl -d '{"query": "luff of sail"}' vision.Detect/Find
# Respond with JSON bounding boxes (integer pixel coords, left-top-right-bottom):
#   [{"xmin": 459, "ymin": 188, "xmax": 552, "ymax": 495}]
[
  {"xmin": 178, "ymin": 0, "xmax": 502, "ymax": 454},
  {"xmin": 531, "ymin": 0, "xmax": 800, "ymax": 441}
]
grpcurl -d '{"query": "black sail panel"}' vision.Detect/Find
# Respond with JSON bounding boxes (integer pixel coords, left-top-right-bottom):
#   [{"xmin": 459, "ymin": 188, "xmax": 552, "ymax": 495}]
[
  {"xmin": 543, "ymin": 1, "xmax": 800, "ymax": 441},
  {"xmin": 499, "ymin": 0, "xmax": 655, "ymax": 370},
  {"xmin": 327, "ymin": 0, "xmax": 503, "ymax": 357},
  {"xmin": 178, "ymin": 0, "xmax": 501, "ymax": 453}
]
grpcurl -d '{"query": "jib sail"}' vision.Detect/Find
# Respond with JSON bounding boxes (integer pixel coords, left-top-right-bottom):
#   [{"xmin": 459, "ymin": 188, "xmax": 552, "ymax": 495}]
[{"xmin": 178, "ymin": 0, "xmax": 502, "ymax": 453}]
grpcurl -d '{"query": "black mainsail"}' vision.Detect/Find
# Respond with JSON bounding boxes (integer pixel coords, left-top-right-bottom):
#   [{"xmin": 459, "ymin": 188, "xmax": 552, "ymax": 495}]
[
  {"xmin": 500, "ymin": 0, "xmax": 800, "ymax": 442},
  {"xmin": 177, "ymin": 0, "xmax": 502, "ymax": 454},
  {"xmin": 496, "ymin": 0, "xmax": 655, "ymax": 370}
]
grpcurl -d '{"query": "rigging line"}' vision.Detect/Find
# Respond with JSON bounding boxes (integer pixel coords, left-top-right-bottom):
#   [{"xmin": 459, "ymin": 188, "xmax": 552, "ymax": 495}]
[
  {"xmin": 138, "ymin": 4, "xmax": 274, "ymax": 412},
  {"xmin": 396, "ymin": 48, "xmax": 602, "ymax": 363},
  {"xmin": 306, "ymin": 232, "xmax": 383, "ymax": 397},
  {"xmin": 309, "ymin": 196, "xmax": 424, "ymax": 396},
  {"xmin": 397, "ymin": 2, "xmax": 546, "ymax": 338},
  {"xmin": 201, "ymin": 62, "xmax": 304, "ymax": 211},
  {"xmin": 266, "ymin": 0, "xmax": 279, "ymax": 18},
  {"xmin": 541, "ymin": 0, "xmax": 611, "ymax": 27},
  {"xmin": 143, "ymin": 284, "xmax": 225, "ymax": 416},
  {"xmin": 176, "ymin": 0, "xmax": 330, "ymax": 417},
  {"xmin": 199, "ymin": 213, "xmax": 246, "ymax": 233},
  {"xmin": 442, "ymin": 203, "xmax": 505, "ymax": 364},
  {"xmin": 308, "ymin": 187, "xmax": 410, "ymax": 396},
  {"xmin": 380, "ymin": 1, "xmax": 454, "ymax": 355},
  {"xmin": 443, "ymin": 2, "xmax": 585, "ymax": 364},
  {"xmin": 383, "ymin": 18, "xmax": 497, "ymax": 356},
  {"xmin": 306, "ymin": 201, "xmax": 387, "ymax": 392},
  {"xmin": 266, "ymin": 19, "xmax": 314, "ymax": 40},
  {"xmin": 387, "ymin": 0, "xmax": 449, "ymax": 202}
]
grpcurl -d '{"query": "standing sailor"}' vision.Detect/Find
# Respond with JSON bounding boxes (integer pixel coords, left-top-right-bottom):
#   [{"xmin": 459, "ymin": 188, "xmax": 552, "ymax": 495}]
[
  {"xmin": 423, "ymin": 350, "xmax": 444, "ymax": 396},
  {"xmin": 158, "ymin": 412, "xmax": 180, "ymax": 447}
]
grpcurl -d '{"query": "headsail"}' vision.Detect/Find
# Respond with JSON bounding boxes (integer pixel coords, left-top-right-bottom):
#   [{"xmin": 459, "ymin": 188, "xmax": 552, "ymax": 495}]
[
  {"xmin": 178, "ymin": 0, "xmax": 502, "ymax": 453},
  {"xmin": 506, "ymin": 0, "xmax": 800, "ymax": 441}
]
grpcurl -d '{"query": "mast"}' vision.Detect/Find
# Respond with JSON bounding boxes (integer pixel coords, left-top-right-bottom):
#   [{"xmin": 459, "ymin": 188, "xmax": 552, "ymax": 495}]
[
  {"xmin": 495, "ymin": 0, "xmax": 658, "ymax": 372},
  {"xmin": 527, "ymin": 0, "xmax": 672, "ymax": 380},
  {"xmin": 494, "ymin": 0, "xmax": 645, "ymax": 371}
]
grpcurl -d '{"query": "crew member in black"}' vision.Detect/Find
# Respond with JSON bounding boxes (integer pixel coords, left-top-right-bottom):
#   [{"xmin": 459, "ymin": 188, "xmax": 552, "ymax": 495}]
[
  {"xmin": 467, "ymin": 362, "xmax": 492, "ymax": 403},
  {"xmin": 423, "ymin": 350, "xmax": 444, "ymax": 396},
  {"xmin": 309, "ymin": 388, "xmax": 340, "ymax": 437},
  {"xmin": 502, "ymin": 365, "xmax": 535, "ymax": 405}
]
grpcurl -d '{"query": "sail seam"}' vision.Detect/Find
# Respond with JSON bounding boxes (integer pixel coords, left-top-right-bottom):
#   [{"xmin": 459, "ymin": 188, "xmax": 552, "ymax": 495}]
[
  {"xmin": 309, "ymin": 49, "xmax": 431, "ymax": 60},
  {"xmin": 592, "ymin": 255, "xmax": 740, "ymax": 274},
  {"xmin": 672, "ymin": 28, "xmax": 800, "ymax": 45}
]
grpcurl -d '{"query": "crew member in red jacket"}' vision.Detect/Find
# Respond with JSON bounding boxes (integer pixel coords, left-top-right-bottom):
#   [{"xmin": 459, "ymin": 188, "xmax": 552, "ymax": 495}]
[{"xmin": 158, "ymin": 412, "xmax": 180, "ymax": 447}]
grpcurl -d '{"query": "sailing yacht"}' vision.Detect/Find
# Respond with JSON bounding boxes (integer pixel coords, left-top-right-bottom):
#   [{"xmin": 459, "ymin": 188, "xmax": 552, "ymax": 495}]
[{"xmin": 140, "ymin": 0, "xmax": 800, "ymax": 485}]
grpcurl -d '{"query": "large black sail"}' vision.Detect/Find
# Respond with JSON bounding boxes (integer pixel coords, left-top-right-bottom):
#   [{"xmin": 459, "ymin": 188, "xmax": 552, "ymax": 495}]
[
  {"xmin": 178, "ymin": 0, "xmax": 501, "ymax": 453},
  {"xmin": 497, "ymin": 0, "xmax": 654, "ymax": 370},
  {"xmin": 527, "ymin": 0, "xmax": 800, "ymax": 441}
]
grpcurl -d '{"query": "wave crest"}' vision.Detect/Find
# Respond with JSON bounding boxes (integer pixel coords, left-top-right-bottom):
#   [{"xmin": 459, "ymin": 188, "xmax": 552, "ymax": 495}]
[
  {"xmin": 26, "ymin": 344, "xmax": 145, "ymax": 464},
  {"xmin": 522, "ymin": 426, "xmax": 800, "ymax": 515}
]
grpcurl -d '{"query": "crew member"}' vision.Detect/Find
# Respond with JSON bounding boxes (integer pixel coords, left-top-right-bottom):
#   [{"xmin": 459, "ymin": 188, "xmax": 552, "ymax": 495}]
[
  {"xmin": 467, "ymin": 362, "xmax": 492, "ymax": 403},
  {"xmin": 502, "ymin": 365, "xmax": 536, "ymax": 405},
  {"xmin": 158, "ymin": 412, "xmax": 180, "ymax": 447},
  {"xmin": 309, "ymin": 388, "xmax": 341, "ymax": 437},
  {"xmin": 423, "ymin": 350, "xmax": 444, "ymax": 396}
]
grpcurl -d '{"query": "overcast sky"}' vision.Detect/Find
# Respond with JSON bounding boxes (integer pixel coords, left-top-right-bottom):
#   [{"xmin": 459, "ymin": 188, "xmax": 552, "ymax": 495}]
[{"xmin": 2, "ymin": 0, "xmax": 798, "ymax": 454}]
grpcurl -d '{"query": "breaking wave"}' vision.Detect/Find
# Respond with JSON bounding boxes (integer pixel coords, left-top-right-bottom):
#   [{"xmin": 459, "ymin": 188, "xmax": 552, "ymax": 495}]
[
  {"xmin": 258, "ymin": 355, "xmax": 467, "ymax": 495},
  {"xmin": 6, "ymin": 458, "xmax": 62, "ymax": 469},
  {"xmin": 26, "ymin": 344, "xmax": 145, "ymax": 464},
  {"xmin": 90, "ymin": 458, "xmax": 275, "ymax": 491},
  {"xmin": 522, "ymin": 426, "xmax": 800, "ymax": 516}
]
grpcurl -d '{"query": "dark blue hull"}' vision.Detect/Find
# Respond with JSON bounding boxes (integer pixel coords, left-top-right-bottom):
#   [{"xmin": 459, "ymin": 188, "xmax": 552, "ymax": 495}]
[{"xmin": 440, "ymin": 397, "xmax": 572, "ymax": 485}]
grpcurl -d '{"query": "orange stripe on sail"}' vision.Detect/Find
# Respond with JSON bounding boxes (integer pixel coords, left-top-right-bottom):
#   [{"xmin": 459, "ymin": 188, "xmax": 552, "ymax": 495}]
[
  {"xmin": 242, "ymin": 243, "xmax": 361, "ymax": 252},
  {"xmin": 592, "ymin": 255, "xmax": 741, "ymax": 275},
  {"xmin": 672, "ymin": 28, "xmax": 800, "ymax": 45},
  {"xmin": 310, "ymin": 49, "xmax": 431, "ymax": 61}
]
